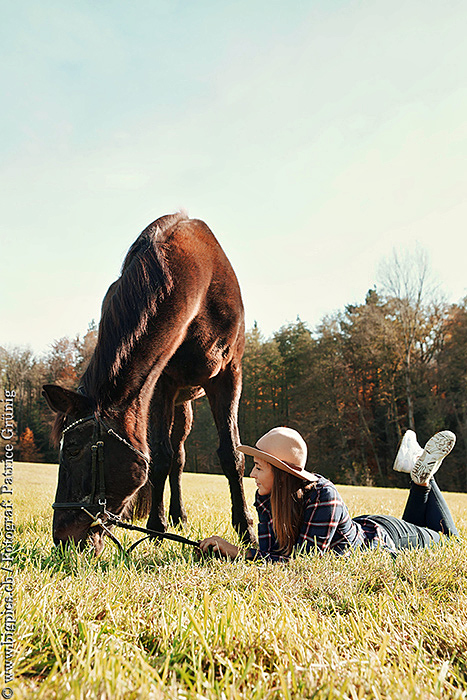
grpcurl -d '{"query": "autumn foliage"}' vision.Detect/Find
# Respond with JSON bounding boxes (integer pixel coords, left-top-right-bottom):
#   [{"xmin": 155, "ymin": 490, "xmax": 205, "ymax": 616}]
[
  {"xmin": 1, "ymin": 291, "xmax": 466, "ymax": 490},
  {"xmin": 17, "ymin": 427, "xmax": 43, "ymax": 463}
]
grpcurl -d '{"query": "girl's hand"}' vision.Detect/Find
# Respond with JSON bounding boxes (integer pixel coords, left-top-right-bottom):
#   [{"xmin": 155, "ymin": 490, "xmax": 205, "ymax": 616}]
[{"xmin": 198, "ymin": 536, "xmax": 239, "ymax": 559}]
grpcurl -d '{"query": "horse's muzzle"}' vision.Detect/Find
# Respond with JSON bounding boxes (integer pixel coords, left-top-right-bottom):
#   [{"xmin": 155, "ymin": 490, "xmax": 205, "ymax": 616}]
[{"xmin": 53, "ymin": 512, "xmax": 106, "ymax": 554}]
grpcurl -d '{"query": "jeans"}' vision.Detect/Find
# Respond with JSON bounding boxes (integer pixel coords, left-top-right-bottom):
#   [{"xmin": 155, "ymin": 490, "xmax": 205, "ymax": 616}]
[{"xmin": 368, "ymin": 479, "xmax": 458, "ymax": 549}]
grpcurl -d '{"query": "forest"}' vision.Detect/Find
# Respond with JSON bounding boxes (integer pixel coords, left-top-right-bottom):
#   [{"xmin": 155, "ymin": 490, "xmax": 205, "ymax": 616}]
[{"xmin": 2, "ymin": 251, "xmax": 466, "ymax": 492}]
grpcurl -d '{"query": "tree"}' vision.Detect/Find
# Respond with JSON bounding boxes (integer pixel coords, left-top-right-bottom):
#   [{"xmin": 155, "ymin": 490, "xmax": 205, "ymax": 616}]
[
  {"xmin": 17, "ymin": 427, "xmax": 43, "ymax": 463},
  {"xmin": 185, "ymin": 395, "xmax": 219, "ymax": 473},
  {"xmin": 338, "ymin": 292, "xmax": 399, "ymax": 481},
  {"xmin": 273, "ymin": 319, "xmax": 314, "ymax": 425},
  {"xmin": 378, "ymin": 246, "xmax": 440, "ymax": 432},
  {"xmin": 74, "ymin": 320, "xmax": 98, "ymax": 377},
  {"xmin": 0, "ymin": 346, "xmax": 49, "ymax": 453},
  {"xmin": 0, "ymin": 326, "xmax": 99, "ymax": 463},
  {"xmin": 435, "ymin": 298, "xmax": 467, "ymax": 490},
  {"xmin": 45, "ymin": 337, "xmax": 79, "ymax": 388},
  {"xmin": 240, "ymin": 323, "xmax": 284, "ymax": 445},
  {"xmin": 2, "ymin": 273, "xmax": 466, "ymax": 490}
]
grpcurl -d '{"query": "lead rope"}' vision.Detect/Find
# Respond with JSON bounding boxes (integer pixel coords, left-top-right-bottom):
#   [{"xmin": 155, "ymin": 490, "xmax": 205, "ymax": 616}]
[
  {"xmin": 90, "ymin": 444, "xmax": 98, "ymax": 504},
  {"xmin": 97, "ymin": 440, "xmax": 105, "ymax": 504},
  {"xmin": 80, "ymin": 506, "xmax": 200, "ymax": 555}
]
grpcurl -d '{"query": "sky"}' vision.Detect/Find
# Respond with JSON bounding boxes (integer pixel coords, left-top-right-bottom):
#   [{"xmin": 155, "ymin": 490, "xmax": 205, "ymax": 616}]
[{"xmin": 2, "ymin": 0, "xmax": 467, "ymax": 356}]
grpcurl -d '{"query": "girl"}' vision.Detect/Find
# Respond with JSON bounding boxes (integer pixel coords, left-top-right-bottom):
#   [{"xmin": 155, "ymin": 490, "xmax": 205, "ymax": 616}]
[{"xmin": 199, "ymin": 426, "xmax": 458, "ymax": 561}]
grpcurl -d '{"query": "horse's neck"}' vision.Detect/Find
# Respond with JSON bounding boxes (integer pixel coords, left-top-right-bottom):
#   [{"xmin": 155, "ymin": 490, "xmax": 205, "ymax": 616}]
[
  {"xmin": 85, "ymin": 351, "xmax": 159, "ymax": 453},
  {"xmin": 102, "ymin": 384, "xmax": 154, "ymax": 456}
]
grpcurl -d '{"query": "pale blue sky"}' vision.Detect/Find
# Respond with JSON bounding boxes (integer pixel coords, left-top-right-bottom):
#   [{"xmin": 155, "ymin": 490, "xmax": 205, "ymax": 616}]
[{"xmin": 2, "ymin": 0, "xmax": 467, "ymax": 354}]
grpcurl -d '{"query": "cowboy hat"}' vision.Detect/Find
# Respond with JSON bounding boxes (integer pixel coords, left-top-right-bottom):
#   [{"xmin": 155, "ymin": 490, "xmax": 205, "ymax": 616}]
[{"xmin": 237, "ymin": 427, "xmax": 317, "ymax": 482}]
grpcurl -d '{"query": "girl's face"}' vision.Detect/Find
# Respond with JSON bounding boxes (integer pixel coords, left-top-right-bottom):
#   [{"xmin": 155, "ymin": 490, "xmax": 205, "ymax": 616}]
[{"xmin": 251, "ymin": 458, "xmax": 275, "ymax": 496}]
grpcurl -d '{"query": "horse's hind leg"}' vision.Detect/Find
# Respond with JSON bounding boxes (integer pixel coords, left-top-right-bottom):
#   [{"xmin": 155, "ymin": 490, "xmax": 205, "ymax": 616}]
[
  {"xmin": 168, "ymin": 401, "xmax": 193, "ymax": 525},
  {"xmin": 204, "ymin": 365, "xmax": 256, "ymax": 544}
]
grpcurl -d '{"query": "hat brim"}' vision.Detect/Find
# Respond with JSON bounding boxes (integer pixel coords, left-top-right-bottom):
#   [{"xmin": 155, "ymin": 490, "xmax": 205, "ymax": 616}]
[{"xmin": 237, "ymin": 444, "xmax": 317, "ymax": 482}]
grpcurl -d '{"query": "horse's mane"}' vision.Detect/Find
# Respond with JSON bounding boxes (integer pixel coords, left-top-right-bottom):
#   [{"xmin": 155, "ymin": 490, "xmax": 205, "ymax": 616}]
[
  {"xmin": 81, "ymin": 212, "xmax": 187, "ymax": 407},
  {"xmin": 51, "ymin": 412, "xmax": 67, "ymax": 448}
]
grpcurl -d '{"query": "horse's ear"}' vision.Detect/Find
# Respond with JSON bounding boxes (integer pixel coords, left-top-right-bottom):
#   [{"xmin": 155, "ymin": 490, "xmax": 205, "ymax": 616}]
[{"xmin": 42, "ymin": 384, "xmax": 92, "ymax": 416}]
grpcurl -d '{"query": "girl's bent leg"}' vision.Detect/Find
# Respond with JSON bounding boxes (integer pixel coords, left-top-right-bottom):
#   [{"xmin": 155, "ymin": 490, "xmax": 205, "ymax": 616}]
[
  {"xmin": 424, "ymin": 480, "xmax": 458, "ymax": 536},
  {"xmin": 401, "ymin": 482, "xmax": 430, "ymax": 526},
  {"xmin": 402, "ymin": 479, "xmax": 458, "ymax": 536}
]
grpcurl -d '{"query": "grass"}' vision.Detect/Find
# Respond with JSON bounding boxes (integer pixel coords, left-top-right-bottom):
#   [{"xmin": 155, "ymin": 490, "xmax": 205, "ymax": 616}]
[{"xmin": 7, "ymin": 463, "xmax": 467, "ymax": 699}]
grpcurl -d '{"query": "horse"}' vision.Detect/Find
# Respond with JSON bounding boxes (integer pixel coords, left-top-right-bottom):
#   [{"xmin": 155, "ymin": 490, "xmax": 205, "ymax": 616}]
[{"xmin": 43, "ymin": 212, "xmax": 255, "ymax": 554}]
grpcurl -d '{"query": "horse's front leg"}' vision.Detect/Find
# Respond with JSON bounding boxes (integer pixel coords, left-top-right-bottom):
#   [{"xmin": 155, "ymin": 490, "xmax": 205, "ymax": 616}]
[
  {"xmin": 147, "ymin": 380, "xmax": 177, "ymax": 534},
  {"xmin": 204, "ymin": 365, "xmax": 256, "ymax": 544},
  {"xmin": 168, "ymin": 401, "xmax": 193, "ymax": 525}
]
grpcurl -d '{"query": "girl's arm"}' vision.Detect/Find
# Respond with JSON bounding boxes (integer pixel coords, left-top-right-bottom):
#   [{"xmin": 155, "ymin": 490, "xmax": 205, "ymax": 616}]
[
  {"xmin": 198, "ymin": 536, "xmax": 239, "ymax": 559},
  {"xmin": 198, "ymin": 536, "xmax": 259, "ymax": 561}
]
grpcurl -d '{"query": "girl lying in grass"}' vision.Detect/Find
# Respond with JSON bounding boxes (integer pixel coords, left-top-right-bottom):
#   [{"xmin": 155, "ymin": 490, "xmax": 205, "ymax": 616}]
[{"xmin": 199, "ymin": 427, "xmax": 458, "ymax": 562}]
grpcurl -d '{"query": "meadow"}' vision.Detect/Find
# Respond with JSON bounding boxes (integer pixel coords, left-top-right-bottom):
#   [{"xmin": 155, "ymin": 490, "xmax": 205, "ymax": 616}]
[{"xmin": 7, "ymin": 462, "xmax": 467, "ymax": 699}]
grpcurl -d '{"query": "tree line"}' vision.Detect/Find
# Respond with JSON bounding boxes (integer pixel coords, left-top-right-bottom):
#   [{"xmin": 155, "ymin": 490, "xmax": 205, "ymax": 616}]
[{"xmin": 2, "ymin": 251, "xmax": 466, "ymax": 491}]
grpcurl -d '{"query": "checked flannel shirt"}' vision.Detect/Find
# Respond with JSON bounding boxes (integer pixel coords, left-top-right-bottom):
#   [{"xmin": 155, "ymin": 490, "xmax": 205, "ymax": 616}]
[{"xmin": 248, "ymin": 474, "xmax": 397, "ymax": 562}]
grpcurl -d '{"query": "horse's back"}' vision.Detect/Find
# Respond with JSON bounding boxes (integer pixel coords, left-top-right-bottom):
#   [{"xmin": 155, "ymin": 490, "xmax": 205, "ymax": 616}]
[
  {"xmin": 152, "ymin": 215, "xmax": 244, "ymax": 324},
  {"xmin": 152, "ymin": 215, "xmax": 245, "ymax": 385},
  {"xmin": 159, "ymin": 217, "xmax": 240, "ymax": 287}
]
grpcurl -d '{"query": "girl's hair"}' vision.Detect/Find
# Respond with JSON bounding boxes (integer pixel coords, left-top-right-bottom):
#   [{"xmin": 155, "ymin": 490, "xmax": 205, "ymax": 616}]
[{"xmin": 270, "ymin": 466, "xmax": 312, "ymax": 556}]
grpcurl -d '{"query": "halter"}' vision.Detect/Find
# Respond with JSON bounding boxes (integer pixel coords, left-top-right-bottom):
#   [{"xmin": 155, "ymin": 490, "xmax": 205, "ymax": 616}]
[
  {"xmin": 52, "ymin": 413, "xmax": 199, "ymax": 553},
  {"xmin": 53, "ymin": 413, "xmax": 150, "ymax": 514}
]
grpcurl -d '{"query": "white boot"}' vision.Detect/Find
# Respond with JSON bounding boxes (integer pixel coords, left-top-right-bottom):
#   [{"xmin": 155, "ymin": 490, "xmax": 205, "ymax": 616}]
[
  {"xmin": 411, "ymin": 431, "xmax": 456, "ymax": 486},
  {"xmin": 393, "ymin": 430, "xmax": 423, "ymax": 473}
]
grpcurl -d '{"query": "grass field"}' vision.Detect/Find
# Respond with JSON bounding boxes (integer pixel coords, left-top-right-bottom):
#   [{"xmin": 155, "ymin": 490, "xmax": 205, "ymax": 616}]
[{"xmin": 6, "ymin": 462, "xmax": 467, "ymax": 699}]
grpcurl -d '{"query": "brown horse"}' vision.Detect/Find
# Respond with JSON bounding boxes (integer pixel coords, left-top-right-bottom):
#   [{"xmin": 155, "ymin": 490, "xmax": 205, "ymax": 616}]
[{"xmin": 43, "ymin": 213, "xmax": 255, "ymax": 554}]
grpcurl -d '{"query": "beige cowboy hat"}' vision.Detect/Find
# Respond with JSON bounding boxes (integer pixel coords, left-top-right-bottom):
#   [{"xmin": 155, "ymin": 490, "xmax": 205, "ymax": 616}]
[{"xmin": 237, "ymin": 427, "xmax": 317, "ymax": 482}]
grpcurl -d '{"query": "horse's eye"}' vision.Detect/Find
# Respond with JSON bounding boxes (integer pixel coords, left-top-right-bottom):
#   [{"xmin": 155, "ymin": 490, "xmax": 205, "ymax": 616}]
[{"xmin": 67, "ymin": 447, "xmax": 81, "ymax": 458}]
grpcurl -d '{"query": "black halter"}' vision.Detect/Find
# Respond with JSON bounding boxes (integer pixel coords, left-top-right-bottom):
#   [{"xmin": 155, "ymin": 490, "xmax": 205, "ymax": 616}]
[
  {"xmin": 52, "ymin": 413, "xmax": 150, "ymax": 513},
  {"xmin": 53, "ymin": 414, "xmax": 199, "ymax": 553}
]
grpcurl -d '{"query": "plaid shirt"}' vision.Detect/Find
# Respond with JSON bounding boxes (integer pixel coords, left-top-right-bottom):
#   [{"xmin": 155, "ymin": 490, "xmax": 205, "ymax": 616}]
[{"xmin": 248, "ymin": 475, "xmax": 397, "ymax": 562}]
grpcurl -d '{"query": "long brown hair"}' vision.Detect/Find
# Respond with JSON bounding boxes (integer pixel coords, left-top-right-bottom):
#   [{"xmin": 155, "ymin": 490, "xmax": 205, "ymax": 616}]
[{"xmin": 270, "ymin": 466, "xmax": 312, "ymax": 556}]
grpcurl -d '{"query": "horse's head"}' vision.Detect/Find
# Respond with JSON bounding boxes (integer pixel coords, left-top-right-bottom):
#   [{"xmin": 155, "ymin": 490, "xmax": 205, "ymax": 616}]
[{"xmin": 42, "ymin": 384, "xmax": 150, "ymax": 554}]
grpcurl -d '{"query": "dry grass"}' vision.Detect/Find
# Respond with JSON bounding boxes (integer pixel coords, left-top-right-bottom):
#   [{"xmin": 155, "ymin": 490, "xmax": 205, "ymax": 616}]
[{"xmin": 7, "ymin": 463, "xmax": 467, "ymax": 699}]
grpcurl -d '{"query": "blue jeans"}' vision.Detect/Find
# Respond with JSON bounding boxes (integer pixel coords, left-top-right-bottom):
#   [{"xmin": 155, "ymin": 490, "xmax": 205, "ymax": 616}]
[{"xmin": 368, "ymin": 479, "xmax": 458, "ymax": 549}]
